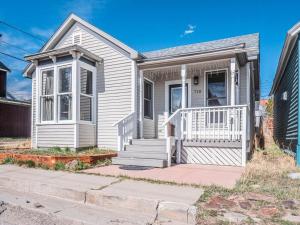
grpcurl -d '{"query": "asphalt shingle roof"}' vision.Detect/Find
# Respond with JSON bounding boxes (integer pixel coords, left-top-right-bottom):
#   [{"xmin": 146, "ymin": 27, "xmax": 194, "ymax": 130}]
[{"xmin": 142, "ymin": 33, "xmax": 259, "ymax": 60}]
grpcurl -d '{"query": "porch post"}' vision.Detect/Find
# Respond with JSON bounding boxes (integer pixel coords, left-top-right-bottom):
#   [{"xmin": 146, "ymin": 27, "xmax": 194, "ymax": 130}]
[
  {"xmin": 139, "ymin": 70, "xmax": 144, "ymax": 139},
  {"xmin": 181, "ymin": 65, "xmax": 187, "ymax": 108},
  {"xmin": 230, "ymin": 58, "xmax": 236, "ymax": 106}
]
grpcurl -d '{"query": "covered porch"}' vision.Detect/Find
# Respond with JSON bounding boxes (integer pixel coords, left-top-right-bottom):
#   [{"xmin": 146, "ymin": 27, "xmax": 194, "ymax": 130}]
[{"xmin": 113, "ymin": 53, "xmax": 253, "ymax": 167}]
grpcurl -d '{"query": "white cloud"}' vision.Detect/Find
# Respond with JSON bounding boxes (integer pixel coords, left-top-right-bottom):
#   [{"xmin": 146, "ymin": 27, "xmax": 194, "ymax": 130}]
[
  {"xmin": 62, "ymin": 0, "xmax": 107, "ymax": 20},
  {"xmin": 7, "ymin": 78, "xmax": 32, "ymax": 101},
  {"xmin": 181, "ymin": 24, "xmax": 196, "ymax": 37},
  {"xmin": 31, "ymin": 27, "xmax": 55, "ymax": 39}
]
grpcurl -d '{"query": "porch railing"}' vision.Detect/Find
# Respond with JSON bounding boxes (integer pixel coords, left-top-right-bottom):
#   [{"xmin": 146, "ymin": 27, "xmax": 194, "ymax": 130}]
[
  {"xmin": 163, "ymin": 105, "xmax": 248, "ymax": 166},
  {"xmin": 112, "ymin": 112, "xmax": 135, "ymax": 151}
]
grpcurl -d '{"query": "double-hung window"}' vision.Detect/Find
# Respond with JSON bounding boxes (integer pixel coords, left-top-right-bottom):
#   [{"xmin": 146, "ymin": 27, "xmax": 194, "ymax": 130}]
[
  {"xmin": 41, "ymin": 69, "xmax": 54, "ymax": 121},
  {"xmin": 144, "ymin": 80, "xmax": 153, "ymax": 119},
  {"xmin": 80, "ymin": 67, "xmax": 93, "ymax": 122},
  {"xmin": 58, "ymin": 66, "xmax": 72, "ymax": 121}
]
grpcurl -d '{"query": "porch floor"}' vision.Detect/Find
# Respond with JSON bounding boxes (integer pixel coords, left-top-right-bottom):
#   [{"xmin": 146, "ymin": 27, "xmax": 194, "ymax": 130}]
[{"xmin": 83, "ymin": 164, "xmax": 244, "ymax": 188}]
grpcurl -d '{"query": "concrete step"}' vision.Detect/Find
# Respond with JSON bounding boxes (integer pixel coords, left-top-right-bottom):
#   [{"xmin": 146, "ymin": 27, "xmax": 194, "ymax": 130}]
[
  {"xmin": 132, "ymin": 139, "xmax": 166, "ymax": 146},
  {"xmin": 112, "ymin": 157, "xmax": 167, "ymax": 168},
  {"xmin": 118, "ymin": 151, "xmax": 168, "ymax": 160},
  {"xmin": 126, "ymin": 144, "xmax": 166, "ymax": 152}
]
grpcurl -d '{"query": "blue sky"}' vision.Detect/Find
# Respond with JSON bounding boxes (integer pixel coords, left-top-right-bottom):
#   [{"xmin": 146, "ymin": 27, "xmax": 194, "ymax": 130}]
[{"xmin": 1, "ymin": 0, "xmax": 300, "ymax": 100}]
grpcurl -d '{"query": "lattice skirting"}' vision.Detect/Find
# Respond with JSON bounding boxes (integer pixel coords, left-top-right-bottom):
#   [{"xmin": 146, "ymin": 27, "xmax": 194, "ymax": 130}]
[{"xmin": 181, "ymin": 146, "xmax": 242, "ymax": 166}]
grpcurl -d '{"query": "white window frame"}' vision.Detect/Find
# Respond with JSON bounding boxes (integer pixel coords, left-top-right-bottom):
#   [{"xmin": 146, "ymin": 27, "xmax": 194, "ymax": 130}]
[
  {"xmin": 40, "ymin": 67, "xmax": 55, "ymax": 124},
  {"xmin": 57, "ymin": 64, "xmax": 73, "ymax": 122},
  {"xmin": 204, "ymin": 68, "xmax": 229, "ymax": 107},
  {"xmin": 78, "ymin": 61, "xmax": 96, "ymax": 125},
  {"xmin": 143, "ymin": 78, "xmax": 154, "ymax": 120}
]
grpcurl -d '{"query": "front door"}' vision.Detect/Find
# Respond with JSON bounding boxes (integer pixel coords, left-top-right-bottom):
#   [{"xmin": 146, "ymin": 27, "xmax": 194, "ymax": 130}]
[{"xmin": 169, "ymin": 84, "xmax": 188, "ymax": 114}]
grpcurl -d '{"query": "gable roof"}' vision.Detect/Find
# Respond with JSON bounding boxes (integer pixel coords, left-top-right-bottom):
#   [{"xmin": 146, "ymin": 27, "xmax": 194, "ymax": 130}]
[
  {"xmin": 0, "ymin": 61, "xmax": 10, "ymax": 72},
  {"xmin": 24, "ymin": 13, "xmax": 139, "ymax": 76},
  {"xmin": 142, "ymin": 33, "xmax": 259, "ymax": 61},
  {"xmin": 270, "ymin": 22, "xmax": 300, "ymax": 94}
]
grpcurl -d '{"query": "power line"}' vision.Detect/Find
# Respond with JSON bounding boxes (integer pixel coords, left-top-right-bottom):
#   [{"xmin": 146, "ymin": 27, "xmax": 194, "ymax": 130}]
[
  {"xmin": 0, "ymin": 20, "xmax": 46, "ymax": 43},
  {"xmin": 0, "ymin": 51, "xmax": 27, "ymax": 62},
  {"xmin": 0, "ymin": 39, "xmax": 33, "ymax": 54}
]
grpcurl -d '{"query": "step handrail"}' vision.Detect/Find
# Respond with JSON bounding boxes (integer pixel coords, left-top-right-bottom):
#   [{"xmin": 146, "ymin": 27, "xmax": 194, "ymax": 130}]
[{"xmin": 112, "ymin": 112, "xmax": 135, "ymax": 127}]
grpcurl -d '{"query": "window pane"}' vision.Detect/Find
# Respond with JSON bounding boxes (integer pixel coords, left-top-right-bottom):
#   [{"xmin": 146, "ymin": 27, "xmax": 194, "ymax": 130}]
[
  {"xmin": 42, "ymin": 70, "xmax": 54, "ymax": 95},
  {"xmin": 144, "ymin": 81, "xmax": 152, "ymax": 100},
  {"xmin": 80, "ymin": 68, "xmax": 93, "ymax": 95},
  {"xmin": 41, "ymin": 96, "xmax": 54, "ymax": 121},
  {"xmin": 59, "ymin": 94, "xmax": 72, "ymax": 120},
  {"xmin": 144, "ymin": 81, "xmax": 153, "ymax": 119},
  {"xmin": 144, "ymin": 99, "xmax": 152, "ymax": 119},
  {"xmin": 80, "ymin": 95, "xmax": 92, "ymax": 121},
  {"xmin": 59, "ymin": 67, "xmax": 72, "ymax": 93},
  {"xmin": 207, "ymin": 71, "xmax": 226, "ymax": 106}
]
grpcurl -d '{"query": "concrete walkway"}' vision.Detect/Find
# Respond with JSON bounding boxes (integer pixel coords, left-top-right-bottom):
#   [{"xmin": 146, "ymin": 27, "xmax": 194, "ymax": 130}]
[
  {"xmin": 0, "ymin": 165, "xmax": 203, "ymax": 224},
  {"xmin": 84, "ymin": 164, "xmax": 244, "ymax": 188}
]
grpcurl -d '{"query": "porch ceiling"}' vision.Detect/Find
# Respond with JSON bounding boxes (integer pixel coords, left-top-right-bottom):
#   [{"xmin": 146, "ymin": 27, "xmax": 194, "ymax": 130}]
[{"xmin": 143, "ymin": 59, "xmax": 230, "ymax": 81}]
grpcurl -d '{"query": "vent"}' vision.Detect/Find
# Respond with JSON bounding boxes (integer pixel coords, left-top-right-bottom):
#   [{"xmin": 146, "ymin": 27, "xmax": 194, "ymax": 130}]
[{"xmin": 72, "ymin": 31, "xmax": 82, "ymax": 45}]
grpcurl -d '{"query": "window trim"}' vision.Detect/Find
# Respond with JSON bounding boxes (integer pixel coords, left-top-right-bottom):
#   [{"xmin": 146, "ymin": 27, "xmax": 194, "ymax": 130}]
[
  {"xmin": 78, "ymin": 61, "xmax": 96, "ymax": 124},
  {"xmin": 143, "ymin": 78, "xmax": 154, "ymax": 120},
  {"xmin": 57, "ymin": 65, "xmax": 73, "ymax": 122},
  {"xmin": 204, "ymin": 68, "xmax": 229, "ymax": 107},
  {"xmin": 40, "ymin": 68, "xmax": 55, "ymax": 124}
]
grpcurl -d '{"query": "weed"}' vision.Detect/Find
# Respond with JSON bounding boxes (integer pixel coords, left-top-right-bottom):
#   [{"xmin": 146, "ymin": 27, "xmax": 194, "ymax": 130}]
[
  {"xmin": 75, "ymin": 160, "xmax": 90, "ymax": 171},
  {"xmin": 2, "ymin": 157, "xmax": 15, "ymax": 164},
  {"xmin": 54, "ymin": 161, "xmax": 65, "ymax": 170},
  {"xmin": 25, "ymin": 160, "xmax": 36, "ymax": 168}
]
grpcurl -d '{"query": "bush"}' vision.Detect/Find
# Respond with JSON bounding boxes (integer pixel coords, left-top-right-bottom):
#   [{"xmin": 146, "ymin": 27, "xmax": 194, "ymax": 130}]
[
  {"xmin": 75, "ymin": 160, "xmax": 89, "ymax": 171},
  {"xmin": 2, "ymin": 157, "xmax": 15, "ymax": 164},
  {"xmin": 54, "ymin": 161, "xmax": 65, "ymax": 170},
  {"xmin": 25, "ymin": 160, "xmax": 36, "ymax": 168}
]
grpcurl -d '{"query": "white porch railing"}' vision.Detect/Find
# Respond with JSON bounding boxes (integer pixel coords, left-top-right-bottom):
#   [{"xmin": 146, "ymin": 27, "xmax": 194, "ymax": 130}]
[
  {"xmin": 163, "ymin": 105, "xmax": 248, "ymax": 166},
  {"xmin": 112, "ymin": 112, "xmax": 135, "ymax": 151}
]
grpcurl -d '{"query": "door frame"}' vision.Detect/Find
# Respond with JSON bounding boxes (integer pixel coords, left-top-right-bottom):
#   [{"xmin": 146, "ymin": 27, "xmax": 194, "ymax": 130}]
[{"xmin": 164, "ymin": 79, "xmax": 191, "ymax": 113}]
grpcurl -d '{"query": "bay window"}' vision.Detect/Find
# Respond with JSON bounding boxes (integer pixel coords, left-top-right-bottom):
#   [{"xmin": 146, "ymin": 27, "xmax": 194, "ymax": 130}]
[
  {"xmin": 41, "ymin": 69, "xmax": 54, "ymax": 121},
  {"xmin": 39, "ymin": 60, "xmax": 95, "ymax": 124}
]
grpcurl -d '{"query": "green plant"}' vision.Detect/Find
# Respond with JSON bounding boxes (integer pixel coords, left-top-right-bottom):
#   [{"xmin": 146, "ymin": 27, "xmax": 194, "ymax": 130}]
[
  {"xmin": 54, "ymin": 161, "xmax": 65, "ymax": 170},
  {"xmin": 75, "ymin": 160, "xmax": 89, "ymax": 170},
  {"xmin": 50, "ymin": 146, "xmax": 62, "ymax": 152},
  {"xmin": 64, "ymin": 147, "xmax": 71, "ymax": 152},
  {"xmin": 95, "ymin": 158, "xmax": 112, "ymax": 167},
  {"xmin": 2, "ymin": 157, "xmax": 15, "ymax": 164},
  {"xmin": 37, "ymin": 163, "xmax": 49, "ymax": 170},
  {"xmin": 17, "ymin": 160, "xmax": 25, "ymax": 166},
  {"xmin": 25, "ymin": 160, "xmax": 36, "ymax": 168},
  {"xmin": 265, "ymin": 98, "xmax": 274, "ymax": 116}
]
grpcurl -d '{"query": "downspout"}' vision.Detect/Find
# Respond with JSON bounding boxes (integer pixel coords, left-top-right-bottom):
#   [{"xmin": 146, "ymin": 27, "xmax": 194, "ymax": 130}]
[{"xmin": 297, "ymin": 35, "xmax": 300, "ymax": 166}]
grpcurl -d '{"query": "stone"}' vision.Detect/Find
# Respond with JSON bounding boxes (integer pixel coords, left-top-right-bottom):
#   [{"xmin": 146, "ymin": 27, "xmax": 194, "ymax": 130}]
[
  {"xmin": 258, "ymin": 206, "xmax": 279, "ymax": 218},
  {"xmin": 282, "ymin": 200, "xmax": 298, "ymax": 209},
  {"xmin": 33, "ymin": 202, "xmax": 44, "ymax": 208},
  {"xmin": 282, "ymin": 214, "xmax": 300, "ymax": 223},
  {"xmin": 205, "ymin": 196, "xmax": 236, "ymax": 209},
  {"xmin": 288, "ymin": 172, "xmax": 300, "ymax": 180},
  {"xmin": 222, "ymin": 212, "xmax": 248, "ymax": 223},
  {"xmin": 239, "ymin": 201, "xmax": 252, "ymax": 210},
  {"xmin": 244, "ymin": 192, "xmax": 275, "ymax": 203}
]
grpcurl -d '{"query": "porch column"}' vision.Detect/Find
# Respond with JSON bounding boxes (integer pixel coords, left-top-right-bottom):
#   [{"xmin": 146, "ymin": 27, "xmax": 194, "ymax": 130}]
[
  {"xmin": 181, "ymin": 65, "xmax": 187, "ymax": 108},
  {"xmin": 230, "ymin": 58, "xmax": 236, "ymax": 106},
  {"xmin": 139, "ymin": 70, "xmax": 144, "ymax": 139}
]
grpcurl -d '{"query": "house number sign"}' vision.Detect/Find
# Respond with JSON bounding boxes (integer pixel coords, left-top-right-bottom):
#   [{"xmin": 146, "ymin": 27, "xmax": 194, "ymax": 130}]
[{"xmin": 194, "ymin": 90, "xmax": 201, "ymax": 94}]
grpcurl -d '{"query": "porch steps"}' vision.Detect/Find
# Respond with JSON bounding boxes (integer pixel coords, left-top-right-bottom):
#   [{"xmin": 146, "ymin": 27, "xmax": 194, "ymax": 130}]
[{"xmin": 112, "ymin": 139, "xmax": 168, "ymax": 168}]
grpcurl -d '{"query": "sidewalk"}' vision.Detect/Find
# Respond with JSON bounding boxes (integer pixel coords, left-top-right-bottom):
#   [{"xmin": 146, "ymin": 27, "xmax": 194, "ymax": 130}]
[
  {"xmin": 84, "ymin": 164, "xmax": 244, "ymax": 188},
  {"xmin": 0, "ymin": 165, "xmax": 203, "ymax": 224}
]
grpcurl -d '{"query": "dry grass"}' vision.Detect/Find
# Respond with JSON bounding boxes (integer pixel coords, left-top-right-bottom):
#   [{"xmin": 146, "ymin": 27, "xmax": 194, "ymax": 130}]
[
  {"xmin": 0, "ymin": 138, "xmax": 31, "ymax": 150},
  {"xmin": 236, "ymin": 144, "xmax": 300, "ymax": 200}
]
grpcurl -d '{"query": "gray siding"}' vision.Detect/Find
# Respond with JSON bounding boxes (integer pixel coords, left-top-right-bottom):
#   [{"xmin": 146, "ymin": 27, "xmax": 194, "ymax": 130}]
[
  {"xmin": 56, "ymin": 23, "xmax": 133, "ymax": 149},
  {"xmin": 79, "ymin": 124, "xmax": 96, "ymax": 147},
  {"xmin": 143, "ymin": 118, "xmax": 155, "ymax": 138},
  {"xmin": 37, "ymin": 124, "xmax": 74, "ymax": 148},
  {"xmin": 274, "ymin": 37, "xmax": 299, "ymax": 151}
]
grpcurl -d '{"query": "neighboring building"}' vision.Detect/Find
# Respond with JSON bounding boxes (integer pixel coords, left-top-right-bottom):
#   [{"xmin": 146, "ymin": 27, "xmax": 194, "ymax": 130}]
[
  {"xmin": 24, "ymin": 14, "xmax": 260, "ymax": 167},
  {"xmin": 270, "ymin": 22, "xmax": 300, "ymax": 163},
  {"xmin": 0, "ymin": 61, "xmax": 31, "ymax": 137}
]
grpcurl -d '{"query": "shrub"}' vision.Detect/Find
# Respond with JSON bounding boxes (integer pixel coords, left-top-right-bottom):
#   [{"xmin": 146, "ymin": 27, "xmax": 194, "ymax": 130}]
[
  {"xmin": 75, "ymin": 160, "xmax": 89, "ymax": 171},
  {"xmin": 2, "ymin": 157, "xmax": 15, "ymax": 164},
  {"xmin": 25, "ymin": 160, "xmax": 36, "ymax": 168},
  {"xmin": 54, "ymin": 161, "xmax": 65, "ymax": 170}
]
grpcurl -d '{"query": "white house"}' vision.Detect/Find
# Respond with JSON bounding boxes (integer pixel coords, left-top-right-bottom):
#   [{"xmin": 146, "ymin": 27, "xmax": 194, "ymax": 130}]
[{"xmin": 24, "ymin": 14, "xmax": 260, "ymax": 167}]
